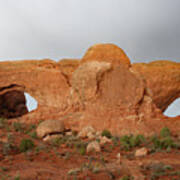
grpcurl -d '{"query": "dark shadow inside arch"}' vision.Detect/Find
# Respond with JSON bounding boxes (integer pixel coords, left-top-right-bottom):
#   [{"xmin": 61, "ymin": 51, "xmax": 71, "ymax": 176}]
[
  {"xmin": 0, "ymin": 90, "xmax": 28, "ymax": 118},
  {"xmin": 164, "ymin": 98, "xmax": 180, "ymax": 117},
  {"xmin": 0, "ymin": 89, "xmax": 38, "ymax": 119}
]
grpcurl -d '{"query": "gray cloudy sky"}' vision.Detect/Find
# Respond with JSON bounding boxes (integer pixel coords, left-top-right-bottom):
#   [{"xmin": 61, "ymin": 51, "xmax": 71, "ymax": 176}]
[
  {"xmin": 0, "ymin": 0, "xmax": 180, "ymax": 62},
  {"xmin": 0, "ymin": 0, "xmax": 180, "ymax": 116}
]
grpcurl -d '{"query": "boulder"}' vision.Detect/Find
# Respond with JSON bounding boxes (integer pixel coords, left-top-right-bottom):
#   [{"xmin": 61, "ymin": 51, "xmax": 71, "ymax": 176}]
[
  {"xmin": 36, "ymin": 120, "xmax": 65, "ymax": 139},
  {"xmin": 135, "ymin": 147, "xmax": 148, "ymax": 157},
  {"xmin": 82, "ymin": 43, "xmax": 131, "ymax": 67},
  {"xmin": 100, "ymin": 136, "xmax": 112, "ymax": 146},
  {"xmin": 78, "ymin": 126, "xmax": 96, "ymax": 138},
  {"xmin": 86, "ymin": 141, "xmax": 101, "ymax": 153}
]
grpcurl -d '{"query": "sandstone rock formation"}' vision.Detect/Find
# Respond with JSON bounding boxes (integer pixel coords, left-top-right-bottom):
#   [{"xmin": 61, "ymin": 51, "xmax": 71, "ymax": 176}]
[
  {"xmin": 0, "ymin": 60, "xmax": 70, "ymax": 111},
  {"xmin": 82, "ymin": 44, "xmax": 131, "ymax": 68},
  {"xmin": 58, "ymin": 59, "xmax": 80, "ymax": 79},
  {"xmin": 65, "ymin": 61, "xmax": 163, "ymax": 136},
  {"xmin": 132, "ymin": 61, "xmax": 180, "ymax": 112},
  {"xmin": 0, "ymin": 44, "xmax": 179, "ymax": 136},
  {"xmin": 36, "ymin": 119, "xmax": 65, "ymax": 138}
]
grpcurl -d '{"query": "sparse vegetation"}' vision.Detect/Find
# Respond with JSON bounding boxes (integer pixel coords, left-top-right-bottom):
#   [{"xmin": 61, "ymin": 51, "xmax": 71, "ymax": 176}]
[
  {"xmin": 120, "ymin": 134, "xmax": 146, "ymax": 151},
  {"xmin": 74, "ymin": 141, "xmax": 87, "ymax": 155},
  {"xmin": 119, "ymin": 175, "xmax": 134, "ymax": 180},
  {"xmin": 0, "ymin": 117, "xmax": 10, "ymax": 131},
  {"xmin": 101, "ymin": 129, "xmax": 112, "ymax": 138},
  {"xmin": 28, "ymin": 131, "xmax": 38, "ymax": 139},
  {"xmin": 13, "ymin": 122, "xmax": 25, "ymax": 133},
  {"xmin": 150, "ymin": 135, "xmax": 177, "ymax": 152},
  {"xmin": 0, "ymin": 117, "xmax": 7, "ymax": 129},
  {"xmin": 2, "ymin": 133, "xmax": 18, "ymax": 156},
  {"xmin": 19, "ymin": 139, "xmax": 35, "ymax": 152},
  {"xmin": 149, "ymin": 127, "xmax": 180, "ymax": 152},
  {"xmin": 0, "ymin": 125, "xmax": 179, "ymax": 179},
  {"xmin": 160, "ymin": 127, "xmax": 171, "ymax": 137}
]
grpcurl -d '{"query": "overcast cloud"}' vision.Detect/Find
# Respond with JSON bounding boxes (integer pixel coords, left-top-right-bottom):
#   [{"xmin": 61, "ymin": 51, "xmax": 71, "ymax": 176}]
[{"xmin": 0, "ymin": 0, "xmax": 179, "ymax": 115}]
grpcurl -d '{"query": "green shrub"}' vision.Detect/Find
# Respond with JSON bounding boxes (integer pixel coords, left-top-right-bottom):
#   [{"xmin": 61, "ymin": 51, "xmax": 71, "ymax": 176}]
[
  {"xmin": 13, "ymin": 122, "xmax": 24, "ymax": 133},
  {"xmin": 120, "ymin": 175, "xmax": 134, "ymax": 180},
  {"xmin": 149, "ymin": 163, "xmax": 174, "ymax": 180},
  {"xmin": 50, "ymin": 137, "xmax": 67, "ymax": 147},
  {"xmin": 101, "ymin": 129, "xmax": 112, "ymax": 138},
  {"xmin": 28, "ymin": 131, "xmax": 38, "ymax": 139},
  {"xmin": 160, "ymin": 127, "xmax": 171, "ymax": 137},
  {"xmin": 19, "ymin": 139, "xmax": 34, "ymax": 152},
  {"xmin": 75, "ymin": 141, "xmax": 87, "ymax": 155},
  {"xmin": 120, "ymin": 134, "xmax": 146, "ymax": 151},
  {"xmin": 25, "ymin": 124, "xmax": 36, "ymax": 134},
  {"xmin": 2, "ymin": 133, "xmax": 18, "ymax": 156},
  {"xmin": 111, "ymin": 136, "xmax": 120, "ymax": 146},
  {"xmin": 151, "ymin": 135, "xmax": 177, "ymax": 152},
  {"xmin": 0, "ymin": 117, "xmax": 7, "ymax": 129}
]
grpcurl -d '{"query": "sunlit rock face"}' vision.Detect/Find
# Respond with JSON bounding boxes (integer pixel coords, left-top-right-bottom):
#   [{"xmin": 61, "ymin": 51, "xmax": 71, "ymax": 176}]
[
  {"xmin": 132, "ymin": 61, "xmax": 180, "ymax": 112},
  {"xmin": 0, "ymin": 44, "xmax": 179, "ymax": 136},
  {"xmin": 82, "ymin": 43, "xmax": 131, "ymax": 68}
]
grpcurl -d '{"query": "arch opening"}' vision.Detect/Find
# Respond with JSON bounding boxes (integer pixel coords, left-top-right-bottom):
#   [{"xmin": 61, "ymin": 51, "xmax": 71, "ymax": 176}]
[
  {"xmin": 164, "ymin": 98, "xmax": 180, "ymax": 117},
  {"xmin": 24, "ymin": 92, "xmax": 38, "ymax": 112},
  {"xmin": 0, "ymin": 90, "xmax": 28, "ymax": 118}
]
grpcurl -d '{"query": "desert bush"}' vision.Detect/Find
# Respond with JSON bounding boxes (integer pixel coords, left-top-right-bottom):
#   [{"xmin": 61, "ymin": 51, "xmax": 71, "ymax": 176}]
[
  {"xmin": 0, "ymin": 117, "xmax": 7, "ymax": 129},
  {"xmin": 149, "ymin": 128, "xmax": 179, "ymax": 152},
  {"xmin": 120, "ymin": 175, "xmax": 134, "ymax": 180},
  {"xmin": 0, "ymin": 117, "xmax": 10, "ymax": 131},
  {"xmin": 13, "ymin": 122, "xmax": 25, "ymax": 133},
  {"xmin": 160, "ymin": 127, "xmax": 171, "ymax": 137},
  {"xmin": 28, "ymin": 131, "xmax": 38, "ymax": 139},
  {"xmin": 101, "ymin": 129, "xmax": 112, "ymax": 138},
  {"xmin": 120, "ymin": 134, "xmax": 146, "ymax": 151},
  {"xmin": 148, "ymin": 163, "xmax": 176, "ymax": 180},
  {"xmin": 74, "ymin": 141, "xmax": 87, "ymax": 155},
  {"xmin": 150, "ymin": 135, "xmax": 177, "ymax": 152},
  {"xmin": 2, "ymin": 133, "xmax": 18, "ymax": 156},
  {"xmin": 19, "ymin": 139, "xmax": 34, "ymax": 152},
  {"xmin": 111, "ymin": 136, "xmax": 120, "ymax": 146}
]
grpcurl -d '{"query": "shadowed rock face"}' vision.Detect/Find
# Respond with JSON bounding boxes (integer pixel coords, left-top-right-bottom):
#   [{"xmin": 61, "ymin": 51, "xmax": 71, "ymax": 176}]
[
  {"xmin": 132, "ymin": 61, "xmax": 180, "ymax": 112},
  {"xmin": 0, "ymin": 44, "xmax": 179, "ymax": 136},
  {"xmin": 0, "ymin": 89, "xmax": 28, "ymax": 118}
]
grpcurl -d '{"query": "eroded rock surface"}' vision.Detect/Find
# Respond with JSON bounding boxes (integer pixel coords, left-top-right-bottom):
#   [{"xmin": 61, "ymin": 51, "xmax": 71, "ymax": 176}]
[
  {"xmin": 0, "ymin": 60, "xmax": 70, "ymax": 111},
  {"xmin": 82, "ymin": 43, "xmax": 131, "ymax": 67},
  {"xmin": 132, "ymin": 60, "xmax": 180, "ymax": 112}
]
